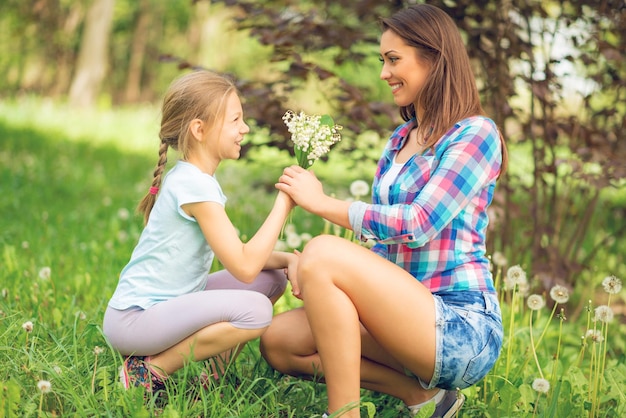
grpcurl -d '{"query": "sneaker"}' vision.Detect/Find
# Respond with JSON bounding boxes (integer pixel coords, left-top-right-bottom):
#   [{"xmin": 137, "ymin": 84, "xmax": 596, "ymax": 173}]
[
  {"xmin": 431, "ymin": 390, "xmax": 465, "ymax": 418},
  {"xmin": 119, "ymin": 356, "xmax": 166, "ymax": 395}
]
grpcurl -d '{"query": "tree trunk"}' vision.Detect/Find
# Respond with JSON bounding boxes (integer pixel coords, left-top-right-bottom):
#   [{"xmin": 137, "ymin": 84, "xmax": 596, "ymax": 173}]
[
  {"xmin": 68, "ymin": 0, "xmax": 115, "ymax": 107},
  {"xmin": 124, "ymin": 0, "xmax": 151, "ymax": 103}
]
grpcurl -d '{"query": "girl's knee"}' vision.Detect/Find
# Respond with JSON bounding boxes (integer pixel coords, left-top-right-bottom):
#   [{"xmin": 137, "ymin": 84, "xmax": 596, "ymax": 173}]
[{"xmin": 231, "ymin": 292, "xmax": 273, "ymax": 329}]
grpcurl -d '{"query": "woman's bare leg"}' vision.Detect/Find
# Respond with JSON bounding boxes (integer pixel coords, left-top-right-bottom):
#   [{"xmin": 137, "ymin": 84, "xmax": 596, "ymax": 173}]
[
  {"xmin": 294, "ymin": 235, "xmax": 438, "ymax": 416},
  {"xmin": 261, "ymin": 308, "xmax": 437, "ymax": 406}
]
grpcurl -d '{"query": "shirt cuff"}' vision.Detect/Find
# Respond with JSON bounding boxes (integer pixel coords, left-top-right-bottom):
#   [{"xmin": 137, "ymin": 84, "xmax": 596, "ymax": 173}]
[{"xmin": 348, "ymin": 201, "xmax": 368, "ymax": 242}]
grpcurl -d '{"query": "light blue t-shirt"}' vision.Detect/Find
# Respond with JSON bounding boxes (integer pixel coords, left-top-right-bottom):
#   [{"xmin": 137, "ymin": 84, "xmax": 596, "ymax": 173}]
[{"xmin": 108, "ymin": 161, "xmax": 227, "ymax": 310}]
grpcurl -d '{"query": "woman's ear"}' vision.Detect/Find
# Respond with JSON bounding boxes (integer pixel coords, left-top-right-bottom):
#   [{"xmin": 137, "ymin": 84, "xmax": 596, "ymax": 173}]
[{"xmin": 189, "ymin": 118, "xmax": 205, "ymax": 142}]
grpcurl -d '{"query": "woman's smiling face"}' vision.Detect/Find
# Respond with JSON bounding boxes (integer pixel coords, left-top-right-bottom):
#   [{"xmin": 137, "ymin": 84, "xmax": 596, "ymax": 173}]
[{"xmin": 379, "ymin": 29, "xmax": 431, "ymax": 112}]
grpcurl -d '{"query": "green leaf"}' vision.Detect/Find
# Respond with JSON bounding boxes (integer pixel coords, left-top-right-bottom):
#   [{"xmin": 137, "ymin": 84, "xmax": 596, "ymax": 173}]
[
  {"xmin": 0, "ymin": 380, "xmax": 21, "ymax": 418},
  {"xmin": 320, "ymin": 114, "xmax": 334, "ymax": 127},
  {"xmin": 294, "ymin": 145, "xmax": 311, "ymax": 168}
]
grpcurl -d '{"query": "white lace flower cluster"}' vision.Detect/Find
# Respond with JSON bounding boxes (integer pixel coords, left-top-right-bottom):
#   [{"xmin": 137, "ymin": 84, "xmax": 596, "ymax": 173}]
[{"xmin": 282, "ymin": 110, "xmax": 342, "ymax": 168}]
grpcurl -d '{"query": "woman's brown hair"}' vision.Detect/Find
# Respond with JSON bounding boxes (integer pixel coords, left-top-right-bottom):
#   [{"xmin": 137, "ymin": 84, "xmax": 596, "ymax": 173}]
[
  {"xmin": 381, "ymin": 4, "xmax": 508, "ymax": 174},
  {"xmin": 137, "ymin": 70, "xmax": 237, "ymax": 224}
]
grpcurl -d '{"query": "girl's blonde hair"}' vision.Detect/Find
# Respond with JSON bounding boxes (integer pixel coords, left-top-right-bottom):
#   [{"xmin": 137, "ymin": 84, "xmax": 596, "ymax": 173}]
[{"xmin": 137, "ymin": 70, "xmax": 237, "ymax": 224}]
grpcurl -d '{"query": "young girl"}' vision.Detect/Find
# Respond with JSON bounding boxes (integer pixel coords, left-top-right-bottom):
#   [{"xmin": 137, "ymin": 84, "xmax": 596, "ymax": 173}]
[
  {"xmin": 261, "ymin": 4, "xmax": 507, "ymax": 417},
  {"xmin": 103, "ymin": 70, "xmax": 296, "ymax": 396}
]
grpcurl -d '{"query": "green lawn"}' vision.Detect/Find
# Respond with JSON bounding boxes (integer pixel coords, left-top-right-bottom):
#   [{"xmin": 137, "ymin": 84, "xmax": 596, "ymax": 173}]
[{"xmin": 1, "ymin": 99, "xmax": 624, "ymax": 417}]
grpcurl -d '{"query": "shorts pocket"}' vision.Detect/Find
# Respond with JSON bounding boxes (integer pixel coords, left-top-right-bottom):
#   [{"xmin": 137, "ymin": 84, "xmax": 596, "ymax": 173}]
[{"xmin": 461, "ymin": 329, "xmax": 501, "ymax": 387}]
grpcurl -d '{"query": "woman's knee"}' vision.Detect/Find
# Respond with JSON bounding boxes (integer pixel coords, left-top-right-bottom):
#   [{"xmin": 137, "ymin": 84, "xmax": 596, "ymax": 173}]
[{"xmin": 298, "ymin": 235, "xmax": 346, "ymax": 281}]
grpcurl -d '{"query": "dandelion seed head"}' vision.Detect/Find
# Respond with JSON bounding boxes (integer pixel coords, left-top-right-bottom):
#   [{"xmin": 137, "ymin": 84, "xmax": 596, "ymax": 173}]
[
  {"xmin": 37, "ymin": 380, "xmax": 52, "ymax": 393},
  {"xmin": 491, "ymin": 251, "xmax": 507, "ymax": 268},
  {"xmin": 350, "ymin": 180, "xmax": 370, "ymax": 199},
  {"xmin": 527, "ymin": 294, "xmax": 545, "ymax": 311},
  {"xmin": 532, "ymin": 378, "xmax": 550, "ymax": 393},
  {"xmin": 585, "ymin": 329, "xmax": 604, "ymax": 343},
  {"xmin": 22, "ymin": 321, "xmax": 34, "ymax": 333},
  {"xmin": 117, "ymin": 208, "xmax": 130, "ymax": 221},
  {"xmin": 505, "ymin": 265, "xmax": 526, "ymax": 290},
  {"xmin": 602, "ymin": 275, "xmax": 622, "ymax": 295},
  {"xmin": 549, "ymin": 285, "xmax": 570, "ymax": 304},
  {"xmin": 286, "ymin": 232, "xmax": 303, "ymax": 249},
  {"xmin": 594, "ymin": 305, "xmax": 614, "ymax": 323},
  {"xmin": 518, "ymin": 281, "xmax": 530, "ymax": 296},
  {"xmin": 38, "ymin": 267, "xmax": 51, "ymax": 280},
  {"xmin": 274, "ymin": 240, "xmax": 288, "ymax": 251}
]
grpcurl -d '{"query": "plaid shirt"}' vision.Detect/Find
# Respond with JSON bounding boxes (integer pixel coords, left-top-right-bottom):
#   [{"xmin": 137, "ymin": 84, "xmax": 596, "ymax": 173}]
[{"xmin": 349, "ymin": 116, "xmax": 502, "ymax": 293}]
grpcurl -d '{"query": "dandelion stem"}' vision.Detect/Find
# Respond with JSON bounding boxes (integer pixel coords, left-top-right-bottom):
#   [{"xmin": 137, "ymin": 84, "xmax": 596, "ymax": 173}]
[
  {"xmin": 529, "ymin": 309, "xmax": 544, "ymax": 379},
  {"xmin": 505, "ymin": 286, "xmax": 517, "ymax": 378},
  {"xmin": 534, "ymin": 302, "xmax": 558, "ymax": 351},
  {"xmin": 91, "ymin": 354, "xmax": 98, "ymax": 394},
  {"xmin": 550, "ymin": 308, "xmax": 564, "ymax": 386}
]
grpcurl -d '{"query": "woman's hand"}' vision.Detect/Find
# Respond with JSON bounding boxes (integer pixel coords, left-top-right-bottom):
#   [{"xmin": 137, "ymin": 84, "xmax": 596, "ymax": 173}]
[{"xmin": 276, "ymin": 165, "xmax": 325, "ymax": 212}]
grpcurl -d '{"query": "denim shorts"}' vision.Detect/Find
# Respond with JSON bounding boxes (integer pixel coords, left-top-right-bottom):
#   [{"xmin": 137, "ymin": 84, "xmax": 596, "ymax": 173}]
[{"xmin": 419, "ymin": 291, "xmax": 503, "ymax": 390}]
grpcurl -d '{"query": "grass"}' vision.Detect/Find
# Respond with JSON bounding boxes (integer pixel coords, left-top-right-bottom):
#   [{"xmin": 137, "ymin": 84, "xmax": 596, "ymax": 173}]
[{"xmin": 1, "ymin": 99, "xmax": 625, "ymax": 417}]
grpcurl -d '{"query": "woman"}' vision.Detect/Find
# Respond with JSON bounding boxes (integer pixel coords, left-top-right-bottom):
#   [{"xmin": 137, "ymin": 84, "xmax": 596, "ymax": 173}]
[{"xmin": 261, "ymin": 4, "xmax": 507, "ymax": 417}]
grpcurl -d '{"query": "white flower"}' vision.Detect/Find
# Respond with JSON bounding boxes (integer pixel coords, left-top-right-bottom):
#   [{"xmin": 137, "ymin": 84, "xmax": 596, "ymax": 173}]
[
  {"xmin": 594, "ymin": 305, "xmax": 614, "ymax": 323},
  {"xmin": 532, "ymin": 378, "xmax": 550, "ymax": 393},
  {"xmin": 602, "ymin": 275, "xmax": 622, "ymax": 295},
  {"xmin": 350, "ymin": 180, "xmax": 370, "ymax": 199},
  {"xmin": 283, "ymin": 110, "xmax": 342, "ymax": 168},
  {"xmin": 550, "ymin": 285, "xmax": 570, "ymax": 304},
  {"xmin": 491, "ymin": 251, "xmax": 507, "ymax": 268},
  {"xmin": 38, "ymin": 267, "xmax": 51, "ymax": 280},
  {"xmin": 585, "ymin": 329, "xmax": 604, "ymax": 343},
  {"xmin": 22, "ymin": 321, "xmax": 34, "ymax": 333},
  {"xmin": 93, "ymin": 346, "xmax": 104, "ymax": 355},
  {"xmin": 527, "ymin": 294, "xmax": 545, "ymax": 311},
  {"xmin": 37, "ymin": 380, "xmax": 52, "ymax": 393},
  {"xmin": 53, "ymin": 365, "xmax": 63, "ymax": 375},
  {"xmin": 300, "ymin": 233, "xmax": 313, "ymax": 242},
  {"xmin": 505, "ymin": 265, "xmax": 526, "ymax": 290}
]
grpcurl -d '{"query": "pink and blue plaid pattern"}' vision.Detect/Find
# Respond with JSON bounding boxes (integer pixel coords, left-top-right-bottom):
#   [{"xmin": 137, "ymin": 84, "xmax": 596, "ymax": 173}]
[{"xmin": 351, "ymin": 116, "xmax": 503, "ymax": 293}]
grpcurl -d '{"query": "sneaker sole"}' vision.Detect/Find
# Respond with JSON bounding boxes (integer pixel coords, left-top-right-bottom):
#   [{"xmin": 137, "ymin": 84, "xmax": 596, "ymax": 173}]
[
  {"xmin": 119, "ymin": 365, "xmax": 130, "ymax": 389},
  {"xmin": 442, "ymin": 393, "xmax": 465, "ymax": 418}
]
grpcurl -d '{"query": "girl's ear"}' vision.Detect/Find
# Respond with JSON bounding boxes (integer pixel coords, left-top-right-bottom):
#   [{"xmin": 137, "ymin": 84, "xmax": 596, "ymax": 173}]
[{"xmin": 189, "ymin": 118, "xmax": 205, "ymax": 142}]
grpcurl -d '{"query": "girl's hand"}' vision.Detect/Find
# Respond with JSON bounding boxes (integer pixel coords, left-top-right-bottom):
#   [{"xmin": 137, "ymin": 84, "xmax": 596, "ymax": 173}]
[
  {"xmin": 276, "ymin": 189, "xmax": 296, "ymax": 212},
  {"xmin": 276, "ymin": 165, "xmax": 325, "ymax": 212},
  {"xmin": 284, "ymin": 250, "xmax": 302, "ymax": 299}
]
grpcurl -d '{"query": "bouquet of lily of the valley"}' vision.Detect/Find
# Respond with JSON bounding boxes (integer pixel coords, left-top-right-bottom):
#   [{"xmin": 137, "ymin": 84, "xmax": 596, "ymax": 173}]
[{"xmin": 282, "ymin": 110, "xmax": 343, "ymax": 168}]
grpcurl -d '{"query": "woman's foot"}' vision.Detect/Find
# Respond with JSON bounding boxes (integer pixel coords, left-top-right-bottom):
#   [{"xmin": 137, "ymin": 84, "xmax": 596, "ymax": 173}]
[{"xmin": 408, "ymin": 389, "xmax": 465, "ymax": 417}]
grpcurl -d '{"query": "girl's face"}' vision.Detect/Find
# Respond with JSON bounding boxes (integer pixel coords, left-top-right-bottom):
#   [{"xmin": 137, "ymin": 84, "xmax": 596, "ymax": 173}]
[
  {"xmin": 208, "ymin": 91, "xmax": 250, "ymax": 162},
  {"xmin": 379, "ymin": 30, "xmax": 431, "ymax": 112}
]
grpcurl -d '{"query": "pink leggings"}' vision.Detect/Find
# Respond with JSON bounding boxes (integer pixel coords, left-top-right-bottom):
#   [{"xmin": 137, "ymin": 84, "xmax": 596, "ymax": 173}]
[{"xmin": 102, "ymin": 269, "xmax": 287, "ymax": 356}]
